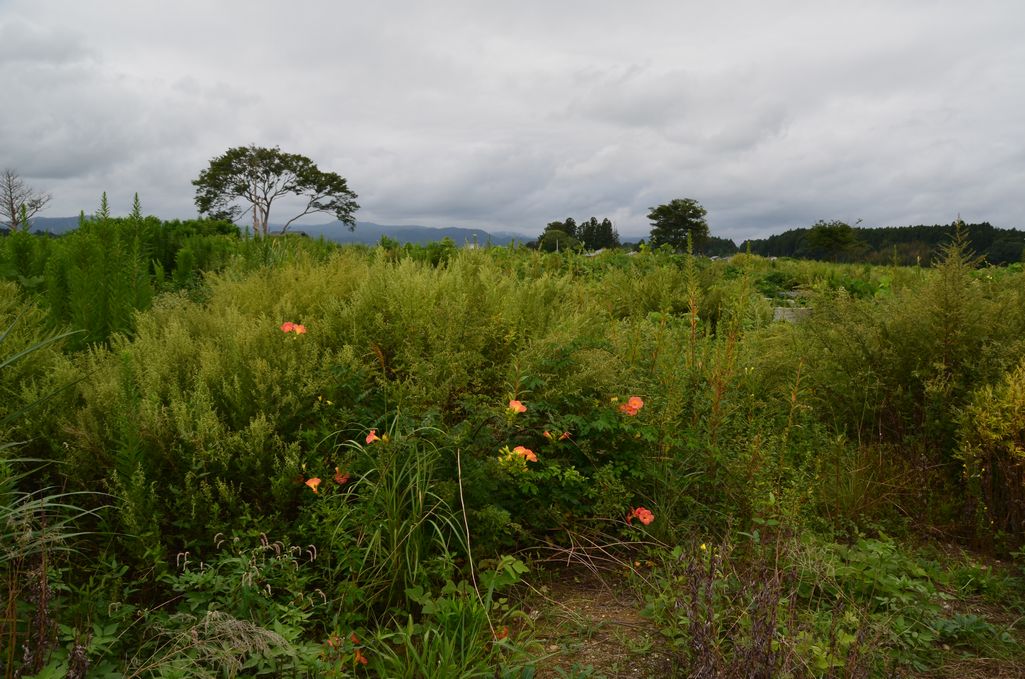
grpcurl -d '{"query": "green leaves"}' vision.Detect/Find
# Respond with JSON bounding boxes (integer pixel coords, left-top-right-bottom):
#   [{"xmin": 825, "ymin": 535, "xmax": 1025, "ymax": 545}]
[
  {"xmin": 647, "ymin": 198, "xmax": 709, "ymax": 252},
  {"xmin": 193, "ymin": 145, "xmax": 359, "ymax": 237}
]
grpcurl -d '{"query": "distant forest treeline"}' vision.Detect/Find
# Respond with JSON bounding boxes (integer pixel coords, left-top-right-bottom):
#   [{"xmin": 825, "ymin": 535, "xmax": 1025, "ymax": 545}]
[
  {"xmin": 738, "ymin": 221, "xmax": 1025, "ymax": 265},
  {"xmin": 5, "ymin": 215, "xmax": 1024, "ymax": 265}
]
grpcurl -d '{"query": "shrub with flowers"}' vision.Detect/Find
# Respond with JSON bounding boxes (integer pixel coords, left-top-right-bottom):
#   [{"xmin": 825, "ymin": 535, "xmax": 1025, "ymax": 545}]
[
  {"xmin": 498, "ymin": 444, "xmax": 537, "ymax": 472},
  {"xmin": 627, "ymin": 506, "xmax": 655, "ymax": 526},
  {"xmin": 619, "ymin": 395, "xmax": 644, "ymax": 416},
  {"xmin": 455, "ymin": 389, "xmax": 664, "ymax": 540}
]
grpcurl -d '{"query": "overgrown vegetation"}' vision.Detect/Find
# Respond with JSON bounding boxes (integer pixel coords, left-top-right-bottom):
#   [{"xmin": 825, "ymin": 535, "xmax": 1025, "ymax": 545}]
[{"xmin": 2, "ymin": 214, "xmax": 1025, "ymax": 676}]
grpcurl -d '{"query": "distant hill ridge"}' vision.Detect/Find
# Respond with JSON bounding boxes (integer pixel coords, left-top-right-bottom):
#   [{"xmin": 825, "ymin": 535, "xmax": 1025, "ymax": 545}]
[
  {"xmin": 297, "ymin": 220, "xmax": 524, "ymax": 245},
  {"xmin": 21, "ymin": 217, "xmax": 527, "ymax": 246}
]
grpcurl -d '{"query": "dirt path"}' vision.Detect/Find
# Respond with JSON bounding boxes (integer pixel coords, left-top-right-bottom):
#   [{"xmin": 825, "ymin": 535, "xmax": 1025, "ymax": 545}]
[
  {"xmin": 517, "ymin": 558, "xmax": 1025, "ymax": 679},
  {"xmin": 523, "ymin": 567, "xmax": 679, "ymax": 678}
]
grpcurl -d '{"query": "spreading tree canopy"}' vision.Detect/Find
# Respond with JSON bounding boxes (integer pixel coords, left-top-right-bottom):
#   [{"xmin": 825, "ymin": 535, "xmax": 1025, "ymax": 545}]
[
  {"xmin": 647, "ymin": 198, "xmax": 709, "ymax": 252},
  {"xmin": 540, "ymin": 218, "xmax": 577, "ymax": 240},
  {"xmin": 193, "ymin": 145, "xmax": 358, "ymax": 237},
  {"xmin": 539, "ymin": 228, "xmax": 580, "ymax": 252}
]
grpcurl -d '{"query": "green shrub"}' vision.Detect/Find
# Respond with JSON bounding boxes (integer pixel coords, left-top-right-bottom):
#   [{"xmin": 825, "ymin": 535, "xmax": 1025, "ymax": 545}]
[
  {"xmin": 959, "ymin": 357, "xmax": 1025, "ymax": 547},
  {"xmin": 757, "ymin": 232, "xmax": 1025, "ymax": 531},
  {"xmin": 0, "ymin": 284, "xmax": 63, "ymax": 426},
  {"xmin": 370, "ymin": 557, "xmax": 531, "ymax": 678}
]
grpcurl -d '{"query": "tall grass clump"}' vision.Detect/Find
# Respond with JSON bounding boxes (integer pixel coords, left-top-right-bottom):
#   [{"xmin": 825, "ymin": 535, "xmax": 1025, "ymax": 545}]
[
  {"xmin": 317, "ymin": 431, "xmax": 461, "ymax": 616},
  {"xmin": 1, "ymin": 311, "xmax": 96, "ymax": 679}
]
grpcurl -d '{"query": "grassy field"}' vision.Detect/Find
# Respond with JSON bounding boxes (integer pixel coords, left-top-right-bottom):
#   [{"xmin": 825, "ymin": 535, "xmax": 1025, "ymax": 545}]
[{"xmin": 3, "ymin": 222, "xmax": 1025, "ymax": 677}]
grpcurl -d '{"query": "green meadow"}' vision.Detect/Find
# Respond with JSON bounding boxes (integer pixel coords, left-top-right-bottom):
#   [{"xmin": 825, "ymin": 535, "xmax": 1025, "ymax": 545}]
[{"xmin": 3, "ymin": 213, "xmax": 1025, "ymax": 677}]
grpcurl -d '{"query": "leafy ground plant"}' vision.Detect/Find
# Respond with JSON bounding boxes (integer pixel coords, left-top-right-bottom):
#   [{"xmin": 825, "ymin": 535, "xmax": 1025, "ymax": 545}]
[
  {"xmin": 368, "ymin": 556, "xmax": 533, "ymax": 678},
  {"xmin": 642, "ymin": 534, "xmax": 877, "ymax": 678}
]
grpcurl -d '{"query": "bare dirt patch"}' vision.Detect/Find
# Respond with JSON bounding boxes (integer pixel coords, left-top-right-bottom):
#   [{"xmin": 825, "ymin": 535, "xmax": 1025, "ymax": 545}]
[{"xmin": 522, "ymin": 566, "xmax": 679, "ymax": 678}]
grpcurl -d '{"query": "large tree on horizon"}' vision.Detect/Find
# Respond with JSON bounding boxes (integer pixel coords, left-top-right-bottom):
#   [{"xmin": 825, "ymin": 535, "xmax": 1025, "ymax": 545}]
[
  {"xmin": 193, "ymin": 145, "xmax": 358, "ymax": 237},
  {"xmin": 647, "ymin": 198, "xmax": 709, "ymax": 252},
  {"xmin": 803, "ymin": 219, "xmax": 866, "ymax": 261}
]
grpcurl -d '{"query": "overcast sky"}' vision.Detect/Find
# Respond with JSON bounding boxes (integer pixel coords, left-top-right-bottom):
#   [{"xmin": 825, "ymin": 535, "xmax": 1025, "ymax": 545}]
[{"xmin": 2, "ymin": 1, "xmax": 1023, "ymax": 241}]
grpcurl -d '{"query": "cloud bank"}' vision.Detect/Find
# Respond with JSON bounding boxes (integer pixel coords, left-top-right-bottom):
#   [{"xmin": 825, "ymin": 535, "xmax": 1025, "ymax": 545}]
[{"xmin": 2, "ymin": 1, "xmax": 1023, "ymax": 241}]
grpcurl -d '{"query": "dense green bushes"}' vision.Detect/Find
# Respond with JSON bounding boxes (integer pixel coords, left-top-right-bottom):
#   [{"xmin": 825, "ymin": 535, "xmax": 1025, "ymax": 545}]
[
  {"xmin": 0, "ymin": 206, "xmax": 241, "ymax": 350},
  {"xmin": 3, "ymin": 231, "xmax": 1025, "ymax": 676},
  {"xmin": 960, "ymin": 357, "xmax": 1025, "ymax": 546},
  {"xmin": 740, "ymin": 232, "xmax": 1025, "ymax": 534}
]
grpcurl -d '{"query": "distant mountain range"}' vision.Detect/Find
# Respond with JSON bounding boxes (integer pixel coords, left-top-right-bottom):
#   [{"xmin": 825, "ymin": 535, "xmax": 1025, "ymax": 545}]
[
  {"xmin": 22, "ymin": 216, "xmax": 84, "ymax": 234},
  {"xmin": 23, "ymin": 216, "xmax": 530, "ymax": 246},
  {"xmin": 297, "ymin": 220, "xmax": 529, "ymax": 245}
]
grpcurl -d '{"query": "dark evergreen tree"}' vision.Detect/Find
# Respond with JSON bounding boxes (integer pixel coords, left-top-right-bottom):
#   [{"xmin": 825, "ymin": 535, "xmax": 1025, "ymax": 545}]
[
  {"xmin": 702, "ymin": 235, "xmax": 738, "ymax": 257},
  {"xmin": 647, "ymin": 198, "xmax": 709, "ymax": 251},
  {"xmin": 577, "ymin": 217, "xmax": 620, "ymax": 250}
]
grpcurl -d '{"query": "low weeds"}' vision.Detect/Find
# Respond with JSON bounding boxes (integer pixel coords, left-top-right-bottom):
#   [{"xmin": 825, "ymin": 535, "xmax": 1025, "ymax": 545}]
[
  {"xmin": 642, "ymin": 530, "xmax": 1023, "ymax": 676},
  {"xmin": 642, "ymin": 533, "xmax": 877, "ymax": 678}
]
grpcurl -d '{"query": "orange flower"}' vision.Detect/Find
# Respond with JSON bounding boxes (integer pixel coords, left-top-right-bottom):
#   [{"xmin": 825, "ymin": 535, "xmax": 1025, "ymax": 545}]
[
  {"xmin": 507, "ymin": 399, "xmax": 527, "ymax": 414},
  {"xmin": 627, "ymin": 506, "xmax": 655, "ymax": 525},
  {"xmin": 494, "ymin": 625, "xmax": 509, "ymax": 640},
  {"xmin": 305, "ymin": 477, "xmax": 322, "ymax": 494},
  {"xmin": 559, "ymin": 431, "xmax": 571, "ymax": 440},
  {"xmin": 366, "ymin": 429, "xmax": 380, "ymax": 444},
  {"xmin": 293, "ymin": 324, "xmax": 307, "ymax": 334},
  {"xmin": 512, "ymin": 445, "xmax": 537, "ymax": 462},
  {"xmin": 619, "ymin": 396, "xmax": 644, "ymax": 416},
  {"xmin": 334, "ymin": 467, "xmax": 350, "ymax": 485},
  {"xmin": 349, "ymin": 633, "xmax": 368, "ymax": 665},
  {"xmin": 280, "ymin": 322, "xmax": 296, "ymax": 333}
]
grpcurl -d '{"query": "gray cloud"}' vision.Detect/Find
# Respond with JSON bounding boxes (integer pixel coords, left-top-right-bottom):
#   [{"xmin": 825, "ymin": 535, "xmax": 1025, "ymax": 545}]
[
  {"xmin": 2, "ymin": 0, "xmax": 1023, "ymax": 241},
  {"xmin": 0, "ymin": 16, "xmax": 92, "ymax": 65}
]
